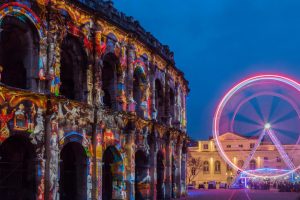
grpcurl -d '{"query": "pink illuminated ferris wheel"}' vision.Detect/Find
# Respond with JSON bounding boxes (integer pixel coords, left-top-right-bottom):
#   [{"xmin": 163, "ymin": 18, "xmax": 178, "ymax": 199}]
[{"xmin": 213, "ymin": 74, "xmax": 300, "ymax": 178}]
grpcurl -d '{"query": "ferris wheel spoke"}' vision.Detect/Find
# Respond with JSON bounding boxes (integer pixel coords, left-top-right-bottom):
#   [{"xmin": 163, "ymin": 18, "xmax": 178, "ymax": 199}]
[
  {"xmin": 234, "ymin": 113, "xmax": 261, "ymax": 126},
  {"xmin": 268, "ymin": 96, "xmax": 280, "ymax": 121},
  {"xmin": 245, "ymin": 128, "xmax": 263, "ymax": 137},
  {"xmin": 272, "ymin": 128, "xmax": 300, "ymax": 138},
  {"xmin": 242, "ymin": 129, "xmax": 266, "ymax": 171},
  {"xmin": 249, "ymin": 97, "xmax": 265, "ymax": 122},
  {"xmin": 266, "ymin": 129, "xmax": 296, "ymax": 170},
  {"xmin": 271, "ymin": 110, "xmax": 298, "ymax": 124}
]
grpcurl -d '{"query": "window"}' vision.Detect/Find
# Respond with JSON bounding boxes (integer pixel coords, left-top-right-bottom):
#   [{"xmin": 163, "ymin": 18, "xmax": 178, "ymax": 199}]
[
  {"xmin": 191, "ymin": 167, "xmax": 196, "ymax": 175},
  {"xmin": 264, "ymin": 157, "xmax": 268, "ymax": 161},
  {"xmin": 276, "ymin": 157, "xmax": 281, "ymax": 162},
  {"xmin": 238, "ymin": 144, "xmax": 243, "ymax": 148},
  {"xmin": 203, "ymin": 144, "xmax": 209, "ymax": 150},
  {"xmin": 203, "ymin": 161, "xmax": 209, "ymax": 173},
  {"xmin": 215, "ymin": 161, "xmax": 221, "ymax": 173},
  {"xmin": 226, "ymin": 145, "xmax": 231, "ymax": 148},
  {"xmin": 227, "ymin": 164, "xmax": 232, "ymax": 172},
  {"xmin": 237, "ymin": 160, "xmax": 244, "ymax": 169},
  {"xmin": 250, "ymin": 143, "xmax": 255, "ymax": 148},
  {"xmin": 250, "ymin": 160, "xmax": 256, "ymax": 170}
]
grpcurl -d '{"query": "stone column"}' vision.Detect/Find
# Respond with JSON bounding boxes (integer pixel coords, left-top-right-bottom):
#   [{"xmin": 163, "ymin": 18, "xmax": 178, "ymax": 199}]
[
  {"xmin": 149, "ymin": 131, "xmax": 157, "ymax": 200},
  {"xmin": 126, "ymin": 45, "xmax": 136, "ymax": 113},
  {"xmin": 176, "ymin": 143, "xmax": 183, "ymax": 198},
  {"xmin": 180, "ymin": 140, "xmax": 188, "ymax": 197},
  {"xmin": 125, "ymin": 129, "xmax": 135, "ymax": 200},
  {"xmin": 149, "ymin": 66, "xmax": 156, "ymax": 121},
  {"xmin": 164, "ymin": 139, "xmax": 172, "ymax": 200},
  {"xmin": 36, "ymin": 157, "xmax": 46, "ymax": 200}
]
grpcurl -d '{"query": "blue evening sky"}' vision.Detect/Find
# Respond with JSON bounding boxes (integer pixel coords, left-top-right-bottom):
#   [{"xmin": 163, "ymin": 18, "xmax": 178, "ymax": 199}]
[{"xmin": 114, "ymin": 0, "xmax": 300, "ymax": 140}]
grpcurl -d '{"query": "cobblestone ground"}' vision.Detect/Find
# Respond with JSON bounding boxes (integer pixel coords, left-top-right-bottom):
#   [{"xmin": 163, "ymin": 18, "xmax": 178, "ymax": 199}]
[{"xmin": 187, "ymin": 189, "xmax": 300, "ymax": 200}]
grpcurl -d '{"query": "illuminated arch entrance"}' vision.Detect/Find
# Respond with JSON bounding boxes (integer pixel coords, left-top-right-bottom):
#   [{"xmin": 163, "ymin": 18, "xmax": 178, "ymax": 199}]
[
  {"xmin": 135, "ymin": 150, "xmax": 150, "ymax": 200},
  {"xmin": 0, "ymin": 135, "xmax": 37, "ymax": 199},
  {"xmin": 102, "ymin": 146, "xmax": 124, "ymax": 200},
  {"xmin": 59, "ymin": 142, "xmax": 88, "ymax": 200}
]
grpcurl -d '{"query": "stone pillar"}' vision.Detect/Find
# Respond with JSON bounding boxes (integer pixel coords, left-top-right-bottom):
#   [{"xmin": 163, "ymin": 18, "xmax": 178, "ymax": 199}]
[
  {"xmin": 165, "ymin": 139, "xmax": 172, "ymax": 200},
  {"xmin": 149, "ymin": 131, "xmax": 157, "ymax": 200},
  {"xmin": 125, "ymin": 129, "xmax": 135, "ymax": 200},
  {"xmin": 180, "ymin": 141, "xmax": 188, "ymax": 197},
  {"xmin": 176, "ymin": 143, "xmax": 183, "ymax": 198},
  {"xmin": 36, "ymin": 157, "xmax": 46, "ymax": 200},
  {"xmin": 164, "ymin": 75, "xmax": 171, "ymax": 126},
  {"xmin": 127, "ymin": 45, "xmax": 136, "ymax": 113},
  {"xmin": 149, "ymin": 67, "xmax": 156, "ymax": 121}
]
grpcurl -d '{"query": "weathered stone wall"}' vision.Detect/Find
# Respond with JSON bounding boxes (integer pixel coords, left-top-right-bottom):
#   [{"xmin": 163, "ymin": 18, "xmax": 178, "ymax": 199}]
[{"xmin": 0, "ymin": 1, "xmax": 189, "ymax": 199}]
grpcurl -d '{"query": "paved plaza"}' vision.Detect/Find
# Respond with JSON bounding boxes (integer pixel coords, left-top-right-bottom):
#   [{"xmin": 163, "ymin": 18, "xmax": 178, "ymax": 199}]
[{"xmin": 187, "ymin": 189, "xmax": 300, "ymax": 200}]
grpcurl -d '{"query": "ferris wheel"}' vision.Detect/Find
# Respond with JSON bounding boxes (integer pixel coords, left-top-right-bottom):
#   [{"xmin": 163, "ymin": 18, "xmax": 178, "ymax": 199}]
[{"xmin": 213, "ymin": 74, "xmax": 300, "ymax": 178}]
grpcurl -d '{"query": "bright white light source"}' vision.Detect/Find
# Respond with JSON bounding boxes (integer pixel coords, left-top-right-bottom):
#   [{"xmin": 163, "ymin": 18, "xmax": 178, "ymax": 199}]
[{"xmin": 264, "ymin": 123, "xmax": 271, "ymax": 129}]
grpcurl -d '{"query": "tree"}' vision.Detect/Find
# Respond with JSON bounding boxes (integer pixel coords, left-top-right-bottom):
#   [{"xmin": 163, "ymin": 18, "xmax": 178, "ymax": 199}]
[{"xmin": 187, "ymin": 152, "xmax": 203, "ymax": 184}]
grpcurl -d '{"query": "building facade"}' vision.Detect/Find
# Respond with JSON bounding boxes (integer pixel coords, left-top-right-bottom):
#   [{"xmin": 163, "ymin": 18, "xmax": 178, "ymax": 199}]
[
  {"xmin": 0, "ymin": 1, "xmax": 189, "ymax": 200},
  {"xmin": 188, "ymin": 133, "xmax": 300, "ymax": 188}
]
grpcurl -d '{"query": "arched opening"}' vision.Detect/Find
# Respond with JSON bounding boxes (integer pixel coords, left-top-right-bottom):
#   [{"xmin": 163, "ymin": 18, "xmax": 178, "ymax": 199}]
[
  {"xmin": 0, "ymin": 135, "xmax": 36, "ymax": 199},
  {"xmin": 135, "ymin": 150, "xmax": 150, "ymax": 200},
  {"xmin": 102, "ymin": 146, "xmax": 124, "ymax": 200},
  {"xmin": 59, "ymin": 142, "xmax": 87, "ymax": 200},
  {"xmin": 155, "ymin": 79, "xmax": 164, "ymax": 121},
  {"xmin": 0, "ymin": 16, "xmax": 39, "ymax": 90},
  {"xmin": 156, "ymin": 151, "xmax": 165, "ymax": 199},
  {"xmin": 102, "ymin": 53, "xmax": 118, "ymax": 109},
  {"xmin": 60, "ymin": 35, "xmax": 88, "ymax": 101}
]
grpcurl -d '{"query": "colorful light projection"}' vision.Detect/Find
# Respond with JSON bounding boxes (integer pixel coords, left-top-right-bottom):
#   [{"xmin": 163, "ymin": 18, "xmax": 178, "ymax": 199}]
[{"xmin": 213, "ymin": 74, "xmax": 300, "ymax": 178}]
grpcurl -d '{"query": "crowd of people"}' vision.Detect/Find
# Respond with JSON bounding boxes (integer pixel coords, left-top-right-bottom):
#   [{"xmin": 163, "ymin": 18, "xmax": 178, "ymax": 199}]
[{"xmin": 246, "ymin": 180, "xmax": 300, "ymax": 192}]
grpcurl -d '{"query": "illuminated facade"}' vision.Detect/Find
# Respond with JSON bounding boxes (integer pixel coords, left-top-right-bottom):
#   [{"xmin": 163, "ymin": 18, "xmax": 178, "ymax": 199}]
[
  {"xmin": 188, "ymin": 133, "xmax": 300, "ymax": 188},
  {"xmin": 0, "ymin": 1, "xmax": 189, "ymax": 200}
]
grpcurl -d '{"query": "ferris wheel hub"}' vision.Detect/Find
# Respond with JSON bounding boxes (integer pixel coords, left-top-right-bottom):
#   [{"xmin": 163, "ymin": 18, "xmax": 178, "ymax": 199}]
[{"xmin": 264, "ymin": 123, "xmax": 271, "ymax": 130}]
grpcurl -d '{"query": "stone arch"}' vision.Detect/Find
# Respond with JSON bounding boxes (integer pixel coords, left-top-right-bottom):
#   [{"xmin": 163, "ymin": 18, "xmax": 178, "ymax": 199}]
[
  {"xmin": 59, "ymin": 141, "xmax": 88, "ymax": 200},
  {"xmin": 0, "ymin": 14, "xmax": 40, "ymax": 90},
  {"xmin": 60, "ymin": 34, "xmax": 88, "ymax": 101},
  {"xmin": 0, "ymin": 3, "xmax": 45, "ymax": 38},
  {"xmin": 135, "ymin": 150, "xmax": 150, "ymax": 200},
  {"xmin": 0, "ymin": 134, "xmax": 37, "ymax": 199},
  {"xmin": 59, "ymin": 131, "xmax": 90, "ymax": 149},
  {"xmin": 106, "ymin": 32, "xmax": 118, "ymax": 54},
  {"xmin": 156, "ymin": 150, "xmax": 165, "ymax": 199},
  {"xmin": 102, "ymin": 145, "xmax": 125, "ymax": 200}
]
